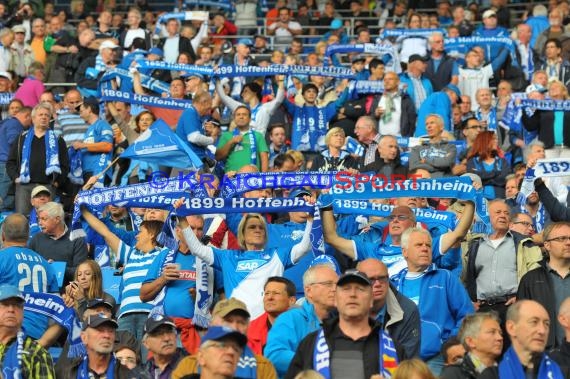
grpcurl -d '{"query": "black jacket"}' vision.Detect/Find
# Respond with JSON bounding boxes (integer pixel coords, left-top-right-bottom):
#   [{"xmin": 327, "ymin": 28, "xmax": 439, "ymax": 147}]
[
  {"xmin": 534, "ymin": 179, "xmax": 570, "ymax": 222},
  {"xmin": 523, "ymin": 108, "xmax": 570, "ymax": 149},
  {"xmin": 362, "ymin": 157, "xmax": 408, "ymax": 177},
  {"xmin": 370, "ymin": 93, "xmax": 417, "ymax": 137},
  {"xmin": 517, "ymin": 260, "xmax": 559, "ymax": 349},
  {"xmin": 284, "ymin": 317, "xmax": 402, "ymax": 379},
  {"xmin": 440, "ymin": 354, "xmax": 480, "ymax": 379},
  {"xmin": 55, "ymin": 356, "xmax": 137, "ymax": 379},
  {"xmin": 478, "ymin": 353, "xmax": 570, "ymax": 379},
  {"xmin": 550, "ymin": 339, "xmax": 570, "ymax": 372},
  {"xmin": 157, "ymin": 35, "xmax": 196, "ymax": 62},
  {"xmin": 425, "ymin": 53, "xmax": 457, "ymax": 91}
]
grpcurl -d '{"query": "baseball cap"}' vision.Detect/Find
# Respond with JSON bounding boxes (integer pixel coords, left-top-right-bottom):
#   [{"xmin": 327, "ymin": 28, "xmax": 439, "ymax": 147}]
[
  {"xmin": 181, "ymin": 72, "xmax": 205, "ymax": 81},
  {"xmin": 330, "ymin": 19, "xmax": 343, "ymax": 30},
  {"xmin": 445, "ymin": 83, "xmax": 462, "ymax": 99},
  {"xmin": 82, "ymin": 314, "xmax": 118, "ymax": 331},
  {"xmin": 31, "ymin": 185, "xmax": 51, "ymax": 199},
  {"xmin": 148, "ymin": 47, "xmax": 164, "ymax": 57},
  {"xmin": 144, "ymin": 314, "xmax": 177, "ymax": 334},
  {"xmin": 288, "ymin": 187, "xmax": 311, "ymax": 199},
  {"xmin": 526, "ymin": 83, "xmax": 548, "ymax": 94},
  {"xmin": 99, "ymin": 40, "xmax": 119, "ymax": 51},
  {"xmin": 482, "ymin": 9, "xmax": 497, "ymax": 19},
  {"xmin": 337, "ymin": 269, "xmax": 371, "ymax": 287},
  {"xmin": 11, "ymin": 25, "xmax": 26, "ymax": 34},
  {"xmin": 201, "ymin": 326, "xmax": 248, "ymax": 347},
  {"xmin": 237, "ymin": 38, "xmax": 253, "ymax": 46},
  {"xmin": 0, "ymin": 71, "xmax": 12, "ymax": 81},
  {"xmin": 408, "ymin": 54, "xmax": 429, "ymax": 63},
  {"xmin": 0, "ymin": 285, "xmax": 24, "ymax": 302},
  {"xmin": 86, "ymin": 298, "xmax": 116, "ymax": 311},
  {"xmin": 222, "ymin": 41, "xmax": 233, "ymax": 54},
  {"xmin": 212, "ymin": 298, "xmax": 250, "ymax": 319}
]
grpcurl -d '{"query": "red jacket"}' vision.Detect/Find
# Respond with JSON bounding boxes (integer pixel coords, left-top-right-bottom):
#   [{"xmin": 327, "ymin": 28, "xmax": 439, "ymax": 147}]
[{"xmin": 247, "ymin": 312, "xmax": 271, "ymax": 355}]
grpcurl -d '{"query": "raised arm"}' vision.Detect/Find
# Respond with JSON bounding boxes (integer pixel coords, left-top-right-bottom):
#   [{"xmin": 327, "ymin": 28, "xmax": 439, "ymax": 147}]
[
  {"xmin": 439, "ymin": 200, "xmax": 475, "ymax": 253},
  {"xmin": 289, "ymin": 219, "xmax": 314, "ymax": 264},
  {"xmin": 178, "ymin": 216, "xmax": 215, "ymax": 264},
  {"xmin": 81, "ymin": 207, "xmax": 121, "ymax": 252},
  {"xmin": 321, "ymin": 207, "xmax": 357, "ymax": 259}
]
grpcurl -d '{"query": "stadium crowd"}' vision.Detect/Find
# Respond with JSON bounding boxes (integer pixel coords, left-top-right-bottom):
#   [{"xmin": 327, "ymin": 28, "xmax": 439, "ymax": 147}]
[{"xmin": 1, "ymin": 0, "xmax": 570, "ymax": 378}]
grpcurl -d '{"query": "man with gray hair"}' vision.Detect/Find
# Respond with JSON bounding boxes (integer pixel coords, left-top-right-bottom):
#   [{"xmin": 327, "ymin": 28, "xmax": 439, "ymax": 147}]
[
  {"xmin": 409, "ymin": 114, "xmax": 457, "ymax": 178},
  {"xmin": 354, "ymin": 115, "xmax": 381, "ymax": 166},
  {"xmin": 425, "ymin": 31, "xmax": 459, "ymax": 91},
  {"xmin": 265, "ymin": 264, "xmax": 338, "ymax": 377},
  {"xmin": 440, "ymin": 312, "xmax": 503, "ymax": 378},
  {"xmin": 6, "ymin": 102, "xmax": 69, "ymax": 215},
  {"xmin": 391, "ymin": 227, "xmax": 474, "ymax": 375},
  {"xmin": 479, "ymin": 300, "xmax": 569, "ymax": 378},
  {"xmin": 29, "ymin": 201, "xmax": 88, "ymax": 283}
]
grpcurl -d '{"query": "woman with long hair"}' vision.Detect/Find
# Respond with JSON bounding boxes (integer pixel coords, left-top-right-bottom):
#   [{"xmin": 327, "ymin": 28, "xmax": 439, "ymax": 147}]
[
  {"xmin": 63, "ymin": 259, "xmax": 116, "ymax": 317},
  {"xmin": 466, "ymin": 130, "xmax": 511, "ymax": 199}
]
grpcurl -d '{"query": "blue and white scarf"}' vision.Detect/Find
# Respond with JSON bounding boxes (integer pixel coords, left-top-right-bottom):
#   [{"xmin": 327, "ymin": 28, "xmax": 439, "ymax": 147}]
[
  {"xmin": 0, "ymin": 92, "xmax": 15, "ymax": 105},
  {"xmin": 100, "ymin": 67, "xmax": 170, "ymax": 95},
  {"xmin": 313, "ymin": 327, "xmax": 398, "ymax": 378},
  {"xmin": 135, "ymin": 60, "xmax": 214, "ymax": 77},
  {"xmin": 100, "ymin": 83, "xmax": 195, "ymax": 110},
  {"xmin": 444, "ymin": 36, "xmax": 519, "ymax": 66},
  {"xmin": 475, "ymin": 107, "xmax": 497, "ymax": 131},
  {"xmin": 23, "ymin": 292, "xmax": 85, "ymax": 358},
  {"xmin": 1, "ymin": 331, "xmax": 24, "ymax": 379},
  {"xmin": 498, "ymin": 347, "xmax": 564, "ymax": 379},
  {"xmin": 154, "ymin": 11, "xmax": 209, "ymax": 35},
  {"xmin": 77, "ymin": 354, "xmax": 116, "ymax": 379},
  {"xmin": 68, "ymin": 147, "xmax": 83, "ymax": 185},
  {"xmin": 518, "ymin": 158, "xmax": 570, "ymax": 204},
  {"xmin": 213, "ymin": 64, "xmax": 355, "ymax": 79},
  {"xmin": 220, "ymin": 172, "xmax": 334, "ymax": 198},
  {"xmin": 379, "ymin": 28, "xmax": 445, "ymax": 40},
  {"xmin": 333, "ymin": 200, "xmax": 458, "ymax": 230},
  {"xmin": 520, "ymin": 98, "xmax": 570, "ymax": 111},
  {"xmin": 18, "ymin": 129, "xmax": 61, "ymax": 184},
  {"xmin": 345, "ymin": 136, "xmax": 365, "ymax": 157}
]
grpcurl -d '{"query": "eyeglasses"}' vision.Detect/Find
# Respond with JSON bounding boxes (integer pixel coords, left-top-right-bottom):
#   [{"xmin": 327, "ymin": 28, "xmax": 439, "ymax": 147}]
[
  {"xmin": 387, "ymin": 215, "xmax": 412, "ymax": 222},
  {"xmin": 368, "ymin": 275, "xmax": 389, "ymax": 284},
  {"xmin": 546, "ymin": 236, "xmax": 570, "ymax": 243},
  {"xmin": 512, "ymin": 221, "xmax": 534, "ymax": 228},
  {"xmin": 309, "ymin": 280, "xmax": 336, "ymax": 288}
]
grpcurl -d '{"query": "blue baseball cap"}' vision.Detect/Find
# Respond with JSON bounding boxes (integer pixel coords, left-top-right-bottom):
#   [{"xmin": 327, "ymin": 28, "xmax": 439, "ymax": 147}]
[
  {"xmin": 289, "ymin": 187, "xmax": 311, "ymax": 199},
  {"xmin": 148, "ymin": 47, "xmax": 164, "ymax": 57},
  {"xmin": 237, "ymin": 38, "xmax": 253, "ymax": 46},
  {"xmin": 330, "ymin": 19, "xmax": 343, "ymax": 30},
  {"xmin": 201, "ymin": 326, "xmax": 248, "ymax": 347},
  {"xmin": 445, "ymin": 83, "xmax": 461, "ymax": 98},
  {"xmin": 0, "ymin": 285, "xmax": 24, "ymax": 302}
]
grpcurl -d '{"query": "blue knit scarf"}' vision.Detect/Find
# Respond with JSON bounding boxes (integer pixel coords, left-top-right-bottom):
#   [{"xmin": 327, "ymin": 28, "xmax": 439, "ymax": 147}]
[
  {"xmin": 498, "ymin": 347, "xmax": 564, "ymax": 379},
  {"xmin": 1, "ymin": 331, "xmax": 24, "ymax": 379},
  {"xmin": 18, "ymin": 128, "xmax": 60, "ymax": 184}
]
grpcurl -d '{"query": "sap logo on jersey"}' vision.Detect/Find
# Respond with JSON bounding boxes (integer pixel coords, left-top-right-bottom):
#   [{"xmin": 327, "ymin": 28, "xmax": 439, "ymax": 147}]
[{"xmin": 236, "ymin": 259, "xmax": 267, "ymax": 272}]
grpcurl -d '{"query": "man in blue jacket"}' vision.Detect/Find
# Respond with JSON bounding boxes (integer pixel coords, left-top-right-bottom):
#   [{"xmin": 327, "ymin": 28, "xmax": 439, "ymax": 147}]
[
  {"xmin": 391, "ymin": 227, "xmax": 474, "ymax": 376},
  {"xmin": 265, "ymin": 263, "xmax": 338, "ymax": 377}
]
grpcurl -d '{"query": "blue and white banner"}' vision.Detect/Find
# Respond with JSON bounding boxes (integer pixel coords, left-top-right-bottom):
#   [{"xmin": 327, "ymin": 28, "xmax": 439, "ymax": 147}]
[
  {"xmin": 213, "ymin": 64, "xmax": 355, "ymax": 79},
  {"xmin": 444, "ymin": 36, "xmax": 518, "ymax": 65},
  {"xmin": 100, "ymin": 67, "xmax": 170, "ymax": 95},
  {"xmin": 519, "ymin": 158, "xmax": 570, "ymax": 203},
  {"xmin": 100, "ymin": 86, "xmax": 195, "ymax": 110},
  {"xmin": 379, "ymin": 28, "xmax": 445, "ymax": 40},
  {"xmin": 135, "ymin": 60, "xmax": 214, "ymax": 76},
  {"xmin": 23, "ymin": 292, "xmax": 85, "ymax": 358},
  {"xmin": 220, "ymin": 172, "xmax": 335, "ymax": 198},
  {"xmin": 333, "ymin": 200, "xmax": 458, "ymax": 230},
  {"xmin": 154, "ymin": 11, "xmax": 209, "ymax": 35},
  {"xmin": 120, "ymin": 119, "xmax": 204, "ymax": 169}
]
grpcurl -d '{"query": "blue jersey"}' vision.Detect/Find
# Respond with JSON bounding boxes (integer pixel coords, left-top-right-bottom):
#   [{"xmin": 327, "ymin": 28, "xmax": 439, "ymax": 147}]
[
  {"xmin": 144, "ymin": 249, "xmax": 197, "ymax": 319},
  {"xmin": 175, "ymin": 106, "xmax": 208, "ymax": 159},
  {"xmin": 116, "ymin": 241, "xmax": 165, "ymax": 318},
  {"xmin": 0, "ymin": 246, "xmax": 58, "ymax": 339},
  {"xmin": 211, "ymin": 246, "xmax": 295, "ymax": 319},
  {"xmin": 81, "ymin": 119, "xmax": 114, "ymax": 174}
]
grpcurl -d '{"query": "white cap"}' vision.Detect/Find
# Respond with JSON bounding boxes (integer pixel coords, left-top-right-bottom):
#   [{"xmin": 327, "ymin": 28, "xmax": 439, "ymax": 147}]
[
  {"xmin": 482, "ymin": 9, "xmax": 497, "ymax": 19},
  {"xmin": 0, "ymin": 71, "xmax": 12, "ymax": 81},
  {"xmin": 99, "ymin": 40, "xmax": 119, "ymax": 51}
]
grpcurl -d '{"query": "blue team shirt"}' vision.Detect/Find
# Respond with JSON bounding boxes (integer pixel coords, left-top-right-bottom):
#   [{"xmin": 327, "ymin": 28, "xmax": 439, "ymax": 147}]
[
  {"xmin": 175, "ymin": 106, "xmax": 207, "ymax": 159},
  {"xmin": 116, "ymin": 241, "xmax": 165, "ymax": 318},
  {"xmin": 81, "ymin": 119, "xmax": 114, "ymax": 174},
  {"xmin": 211, "ymin": 246, "xmax": 295, "ymax": 319},
  {"xmin": 144, "ymin": 250, "xmax": 197, "ymax": 319},
  {"xmin": 0, "ymin": 247, "xmax": 58, "ymax": 339}
]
